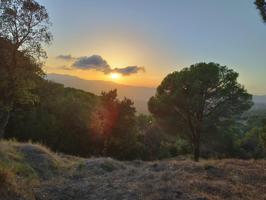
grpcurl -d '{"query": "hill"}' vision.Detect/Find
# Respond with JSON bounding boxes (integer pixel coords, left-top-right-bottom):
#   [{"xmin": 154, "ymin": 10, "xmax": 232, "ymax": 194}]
[
  {"xmin": 47, "ymin": 73, "xmax": 266, "ymax": 114},
  {"xmin": 0, "ymin": 140, "xmax": 265, "ymax": 200},
  {"xmin": 47, "ymin": 73, "xmax": 156, "ymax": 114},
  {"xmin": 253, "ymin": 95, "xmax": 266, "ymax": 104}
]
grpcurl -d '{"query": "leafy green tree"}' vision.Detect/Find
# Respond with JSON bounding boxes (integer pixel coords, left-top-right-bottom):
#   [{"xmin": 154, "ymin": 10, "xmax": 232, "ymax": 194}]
[
  {"xmin": 0, "ymin": 38, "xmax": 44, "ymax": 138},
  {"xmin": 255, "ymin": 0, "xmax": 266, "ymax": 23},
  {"xmin": 148, "ymin": 62, "xmax": 253, "ymax": 161},
  {"xmin": 90, "ymin": 90, "xmax": 141, "ymax": 160},
  {"xmin": 0, "ymin": 0, "xmax": 51, "ymax": 138},
  {"xmin": 0, "ymin": 0, "xmax": 52, "ymax": 58}
]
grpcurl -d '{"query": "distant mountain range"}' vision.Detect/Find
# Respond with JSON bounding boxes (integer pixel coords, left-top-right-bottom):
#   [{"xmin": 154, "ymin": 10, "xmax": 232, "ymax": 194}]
[
  {"xmin": 47, "ymin": 73, "xmax": 266, "ymax": 114},
  {"xmin": 47, "ymin": 73, "xmax": 156, "ymax": 113},
  {"xmin": 252, "ymin": 95, "xmax": 266, "ymax": 104}
]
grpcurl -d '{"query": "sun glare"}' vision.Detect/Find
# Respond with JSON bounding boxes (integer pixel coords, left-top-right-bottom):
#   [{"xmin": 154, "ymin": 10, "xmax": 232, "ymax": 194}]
[{"xmin": 110, "ymin": 73, "xmax": 121, "ymax": 79}]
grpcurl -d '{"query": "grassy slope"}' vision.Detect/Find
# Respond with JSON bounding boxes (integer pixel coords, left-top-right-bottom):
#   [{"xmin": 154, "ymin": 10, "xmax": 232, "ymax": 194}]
[{"xmin": 0, "ymin": 140, "xmax": 265, "ymax": 200}]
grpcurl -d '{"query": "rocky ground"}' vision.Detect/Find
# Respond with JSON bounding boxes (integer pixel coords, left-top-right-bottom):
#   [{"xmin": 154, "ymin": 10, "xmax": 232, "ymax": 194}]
[{"xmin": 0, "ymin": 141, "xmax": 265, "ymax": 200}]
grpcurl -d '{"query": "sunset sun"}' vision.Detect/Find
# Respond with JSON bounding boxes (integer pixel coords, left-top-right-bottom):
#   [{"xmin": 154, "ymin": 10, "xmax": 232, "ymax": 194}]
[{"xmin": 110, "ymin": 73, "xmax": 121, "ymax": 79}]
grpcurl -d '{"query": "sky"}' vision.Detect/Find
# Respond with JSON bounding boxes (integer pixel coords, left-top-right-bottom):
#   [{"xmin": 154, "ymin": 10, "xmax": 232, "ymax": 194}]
[{"xmin": 39, "ymin": 0, "xmax": 266, "ymax": 94}]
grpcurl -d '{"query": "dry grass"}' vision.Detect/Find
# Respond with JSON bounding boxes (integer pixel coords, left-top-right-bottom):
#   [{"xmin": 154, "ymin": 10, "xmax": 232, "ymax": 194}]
[
  {"xmin": 0, "ymin": 140, "xmax": 64, "ymax": 199},
  {"xmin": 0, "ymin": 140, "xmax": 265, "ymax": 200}
]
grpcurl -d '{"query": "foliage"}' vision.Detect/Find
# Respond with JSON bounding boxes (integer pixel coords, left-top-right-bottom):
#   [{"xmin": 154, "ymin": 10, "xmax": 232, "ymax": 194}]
[
  {"xmin": 91, "ymin": 89, "xmax": 141, "ymax": 160},
  {"xmin": 240, "ymin": 126, "xmax": 266, "ymax": 159},
  {"xmin": 0, "ymin": 38, "xmax": 43, "ymax": 105},
  {"xmin": 255, "ymin": 0, "xmax": 266, "ymax": 23},
  {"xmin": 1, "ymin": 61, "xmax": 263, "ymax": 161},
  {"xmin": 0, "ymin": 0, "xmax": 52, "ymax": 58},
  {"xmin": 6, "ymin": 87, "xmax": 144, "ymax": 160},
  {"xmin": 6, "ymin": 80, "xmax": 98, "ymax": 156},
  {"xmin": 200, "ymin": 119, "xmax": 245, "ymax": 158},
  {"xmin": 136, "ymin": 114, "xmax": 153, "ymax": 135},
  {"xmin": 261, "ymin": 120, "xmax": 266, "ymax": 147},
  {"xmin": 0, "ymin": 38, "xmax": 44, "ymax": 138},
  {"xmin": 0, "ymin": 0, "xmax": 51, "ymax": 138},
  {"xmin": 148, "ymin": 62, "xmax": 253, "ymax": 161},
  {"xmin": 141, "ymin": 125, "xmax": 165, "ymax": 160}
]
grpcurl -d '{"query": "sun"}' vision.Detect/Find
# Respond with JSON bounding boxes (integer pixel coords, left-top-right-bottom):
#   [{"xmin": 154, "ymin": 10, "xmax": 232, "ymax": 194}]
[{"xmin": 110, "ymin": 73, "xmax": 121, "ymax": 79}]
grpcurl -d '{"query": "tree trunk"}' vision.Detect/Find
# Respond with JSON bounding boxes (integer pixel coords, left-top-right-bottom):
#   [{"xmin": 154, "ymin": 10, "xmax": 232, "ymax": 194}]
[
  {"xmin": 0, "ymin": 109, "xmax": 10, "ymax": 139},
  {"xmin": 193, "ymin": 140, "xmax": 200, "ymax": 162},
  {"xmin": 187, "ymin": 116, "xmax": 201, "ymax": 162}
]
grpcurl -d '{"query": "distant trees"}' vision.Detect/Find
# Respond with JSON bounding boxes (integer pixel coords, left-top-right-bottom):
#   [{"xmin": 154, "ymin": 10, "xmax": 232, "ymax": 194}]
[
  {"xmin": 148, "ymin": 63, "xmax": 253, "ymax": 161},
  {"xmin": 240, "ymin": 119, "xmax": 266, "ymax": 158},
  {"xmin": 0, "ymin": 0, "xmax": 52, "ymax": 138}
]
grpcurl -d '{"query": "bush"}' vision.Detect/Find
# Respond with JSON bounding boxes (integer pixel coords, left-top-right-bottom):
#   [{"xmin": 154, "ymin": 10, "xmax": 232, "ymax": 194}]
[
  {"xmin": 239, "ymin": 127, "xmax": 266, "ymax": 159},
  {"xmin": 0, "ymin": 167, "xmax": 12, "ymax": 187}
]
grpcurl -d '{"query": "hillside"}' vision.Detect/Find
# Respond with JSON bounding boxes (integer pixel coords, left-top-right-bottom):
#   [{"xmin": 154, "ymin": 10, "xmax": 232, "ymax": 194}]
[
  {"xmin": 0, "ymin": 141, "xmax": 265, "ymax": 200},
  {"xmin": 253, "ymin": 95, "xmax": 266, "ymax": 104},
  {"xmin": 47, "ymin": 73, "xmax": 266, "ymax": 114},
  {"xmin": 47, "ymin": 73, "xmax": 156, "ymax": 114}
]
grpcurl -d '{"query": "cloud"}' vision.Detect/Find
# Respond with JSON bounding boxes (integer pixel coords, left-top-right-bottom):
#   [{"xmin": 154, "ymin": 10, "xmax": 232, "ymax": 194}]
[
  {"xmin": 57, "ymin": 65, "xmax": 73, "ymax": 70},
  {"xmin": 72, "ymin": 55, "xmax": 111, "ymax": 74},
  {"xmin": 56, "ymin": 54, "xmax": 76, "ymax": 61},
  {"xmin": 113, "ymin": 66, "xmax": 145, "ymax": 76},
  {"xmin": 71, "ymin": 55, "xmax": 145, "ymax": 76}
]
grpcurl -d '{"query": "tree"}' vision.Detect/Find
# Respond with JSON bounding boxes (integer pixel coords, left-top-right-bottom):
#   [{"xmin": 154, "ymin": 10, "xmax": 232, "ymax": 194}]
[
  {"xmin": 148, "ymin": 62, "xmax": 253, "ymax": 161},
  {"xmin": 255, "ymin": 0, "xmax": 266, "ymax": 23},
  {"xmin": 136, "ymin": 114, "xmax": 153, "ymax": 135},
  {"xmin": 240, "ymin": 124, "xmax": 266, "ymax": 159},
  {"xmin": 0, "ymin": 0, "xmax": 51, "ymax": 138},
  {"xmin": 90, "ymin": 90, "xmax": 141, "ymax": 160},
  {"xmin": 0, "ymin": 38, "xmax": 44, "ymax": 138},
  {"xmin": 260, "ymin": 119, "xmax": 266, "ymax": 148},
  {"xmin": 0, "ymin": 0, "xmax": 52, "ymax": 58},
  {"xmin": 6, "ymin": 80, "xmax": 98, "ymax": 156}
]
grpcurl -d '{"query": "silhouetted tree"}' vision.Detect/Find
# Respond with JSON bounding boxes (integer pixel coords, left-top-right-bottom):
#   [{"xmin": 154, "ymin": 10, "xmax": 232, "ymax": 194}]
[
  {"xmin": 255, "ymin": 0, "xmax": 266, "ymax": 23},
  {"xmin": 0, "ymin": 0, "xmax": 52, "ymax": 58},
  {"xmin": 148, "ymin": 62, "xmax": 253, "ymax": 161}
]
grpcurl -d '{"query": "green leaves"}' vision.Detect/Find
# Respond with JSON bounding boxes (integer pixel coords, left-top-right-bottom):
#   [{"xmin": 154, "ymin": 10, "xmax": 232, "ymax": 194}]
[
  {"xmin": 149, "ymin": 62, "xmax": 253, "ymax": 161},
  {"xmin": 0, "ymin": 0, "xmax": 52, "ymax": 59}
]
